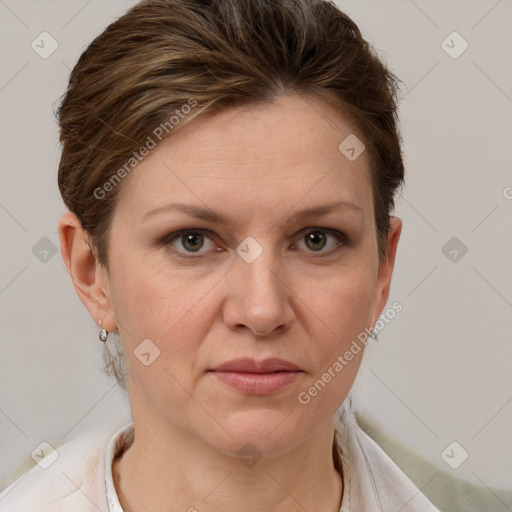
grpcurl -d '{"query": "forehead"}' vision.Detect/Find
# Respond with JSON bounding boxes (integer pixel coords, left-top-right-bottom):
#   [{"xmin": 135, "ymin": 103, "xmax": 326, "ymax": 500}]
[{"xmin": 115, "ymin": 94, "xmax": 372, "ymax": 220}]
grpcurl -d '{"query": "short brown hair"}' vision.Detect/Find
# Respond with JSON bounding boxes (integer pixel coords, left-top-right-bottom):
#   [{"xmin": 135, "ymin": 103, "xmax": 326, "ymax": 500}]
[{"xmin": 57, "ymin": 0, "xmax": 404, "ymax": 271}]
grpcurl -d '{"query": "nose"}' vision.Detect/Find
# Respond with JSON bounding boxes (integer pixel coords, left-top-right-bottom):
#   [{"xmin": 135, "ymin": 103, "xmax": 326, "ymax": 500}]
[{"xmin": 222, "ymin": 248, "xmax": 295, "ymax": 337}]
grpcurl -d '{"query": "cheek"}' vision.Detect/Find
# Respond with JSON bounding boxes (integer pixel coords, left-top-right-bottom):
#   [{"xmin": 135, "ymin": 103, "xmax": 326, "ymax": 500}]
[
  {"xmin": 110, "ymin": 254, "xmax": 208, "ymax": 334},
  {"xmin": 108, "ymin": 263, "xmax": 208, "ymax": 417},
  {"xmin": 301, "ymin": 264, "xmax": 375, "ymax": 345},
  {"xmin": 108, "ymin": 258, "xmax": 219, "ymax": 381},
  {"xmin": 328, "ymin": 282, "xmax": 373, "ymax": 339},
  {"xmin": 295, "ymin": 276, "xmax": 372, "ymax": 415}
]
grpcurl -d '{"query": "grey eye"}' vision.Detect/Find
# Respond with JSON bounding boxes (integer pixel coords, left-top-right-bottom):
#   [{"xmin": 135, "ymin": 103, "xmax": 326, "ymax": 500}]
[{"xmin": 304, "ymin": 232, "xmax": 328, "ymax": 251}]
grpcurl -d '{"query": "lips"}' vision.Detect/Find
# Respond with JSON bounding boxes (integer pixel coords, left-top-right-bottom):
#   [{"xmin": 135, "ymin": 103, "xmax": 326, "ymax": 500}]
[
  {"xmin": 209, "ymin": 358, "xmax": 303, "ymax": 395},
  {"xmin": 211, "ymin": 357, "xmax": 301, "ymax": 373}
]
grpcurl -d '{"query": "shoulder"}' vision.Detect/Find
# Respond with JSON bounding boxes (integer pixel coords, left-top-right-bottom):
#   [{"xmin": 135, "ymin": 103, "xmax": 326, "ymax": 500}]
[
  {"xmin": 337, "ymin": 410, "xmax": 442, "ymax": 512},
  {"xmin": 0, "ymin": 422, "xmax": 130, "ymax": 512}
]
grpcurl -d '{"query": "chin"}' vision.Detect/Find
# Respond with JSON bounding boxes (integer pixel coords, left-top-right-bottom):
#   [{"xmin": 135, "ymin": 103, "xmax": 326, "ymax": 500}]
[{"xmin": 204, "ymin": 409, "xmax": 309, "ymax": 460}]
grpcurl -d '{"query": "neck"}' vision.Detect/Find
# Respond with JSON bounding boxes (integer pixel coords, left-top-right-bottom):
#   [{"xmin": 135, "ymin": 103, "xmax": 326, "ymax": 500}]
[{"xmin": 113, "ymin": 413, "xmax": 343, "ymax": 512}]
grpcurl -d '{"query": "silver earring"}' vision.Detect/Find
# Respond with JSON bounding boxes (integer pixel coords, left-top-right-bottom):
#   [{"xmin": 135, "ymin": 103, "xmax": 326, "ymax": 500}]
[
  {"xmin": 369, "ymin": 328, "xmax": 379, "ymax": 342},
  {"xmin": 99, "ymin": 320, "xmax": 108, "ymax": 342}
]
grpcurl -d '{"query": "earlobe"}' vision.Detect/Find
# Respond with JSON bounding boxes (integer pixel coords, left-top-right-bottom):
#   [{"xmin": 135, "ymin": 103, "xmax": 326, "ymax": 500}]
[{"xmin": 58, "ymin": 212, "xmax": 117, "ymax": 333}]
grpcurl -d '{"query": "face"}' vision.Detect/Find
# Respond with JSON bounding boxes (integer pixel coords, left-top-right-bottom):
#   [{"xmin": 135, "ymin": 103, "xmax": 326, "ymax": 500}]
[{"xmin": 88, "ymin": 94, "xmax": 400, "ymax": 457}]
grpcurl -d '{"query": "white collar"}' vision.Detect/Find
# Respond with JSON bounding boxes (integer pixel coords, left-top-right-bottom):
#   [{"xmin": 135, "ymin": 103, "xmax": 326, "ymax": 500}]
[{"xmin": 105, "ymin": 423, "xmax": 134, "ymax": 512}]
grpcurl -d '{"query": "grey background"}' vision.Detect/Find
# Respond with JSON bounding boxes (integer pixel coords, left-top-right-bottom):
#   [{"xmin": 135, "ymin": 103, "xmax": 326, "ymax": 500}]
[{"xmin": 1, "ymin": 0, "xmax": 511, "ymax": 506}]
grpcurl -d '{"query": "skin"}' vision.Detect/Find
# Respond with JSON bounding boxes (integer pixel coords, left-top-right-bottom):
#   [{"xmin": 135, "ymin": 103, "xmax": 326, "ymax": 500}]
[{"xmin": 59, "ymin": 93, "xmax": 401, "ymax": 512}]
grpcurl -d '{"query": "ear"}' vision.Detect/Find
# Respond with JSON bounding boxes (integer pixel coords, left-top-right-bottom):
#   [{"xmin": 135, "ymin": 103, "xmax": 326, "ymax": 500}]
[
  {"xmin": 58, "ymin": 212, "xmax": 117, "ymax": 333},
  {"xmin": 371, "ymin": 216, "xmax": 402, "ymax": 325}
]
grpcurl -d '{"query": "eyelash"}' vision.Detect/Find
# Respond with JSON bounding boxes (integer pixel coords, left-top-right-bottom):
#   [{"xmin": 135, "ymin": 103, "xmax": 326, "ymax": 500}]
[{"xmin": 160, "ymin": 228, "xmax": 349, "ymax": 259}]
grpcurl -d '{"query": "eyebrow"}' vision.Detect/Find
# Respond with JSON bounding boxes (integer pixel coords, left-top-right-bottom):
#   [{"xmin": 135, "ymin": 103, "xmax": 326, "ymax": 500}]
[{"xmin": 142, "ymin": 200, "xmax": 364, "ymax": 225}]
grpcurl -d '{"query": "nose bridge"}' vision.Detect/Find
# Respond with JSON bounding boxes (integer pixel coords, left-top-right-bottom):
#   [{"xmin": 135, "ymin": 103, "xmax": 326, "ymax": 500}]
[
  {"xmin": 240, "ymin": 237, "xmax": 283, "ymax": 299},
  {"xmin": 224, "ymin": 237, "xmax": 292, "ymax": 336}
]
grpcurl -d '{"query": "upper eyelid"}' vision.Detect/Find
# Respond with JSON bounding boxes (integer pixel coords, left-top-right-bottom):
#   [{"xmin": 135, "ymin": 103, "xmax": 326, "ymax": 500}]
[{"xmin": 164, "ymin": 227, "xmax": 346, "ymax": 251}]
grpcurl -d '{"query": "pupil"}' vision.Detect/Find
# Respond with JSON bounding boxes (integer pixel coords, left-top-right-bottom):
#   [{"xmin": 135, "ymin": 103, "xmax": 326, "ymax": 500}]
[
  {"xmin": 183, "ymin": 233, "xmax": 203, "ymax": 252},
  {"xmin": 306, "ymin": 232, "xmax": 326, "ymax": 251}
]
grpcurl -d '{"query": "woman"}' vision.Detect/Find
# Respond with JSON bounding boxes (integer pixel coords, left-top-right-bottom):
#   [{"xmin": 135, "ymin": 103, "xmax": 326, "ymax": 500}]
[{"xmin": 0, "ymin": 0, "xmax": 441, "ymax": 510}]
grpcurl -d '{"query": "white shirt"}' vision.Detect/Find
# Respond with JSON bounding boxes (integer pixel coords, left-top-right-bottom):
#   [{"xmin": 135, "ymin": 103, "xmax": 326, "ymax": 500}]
[{"xmin": 0, "ymin": 411, "xmax": 441, "ymax": 511}]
